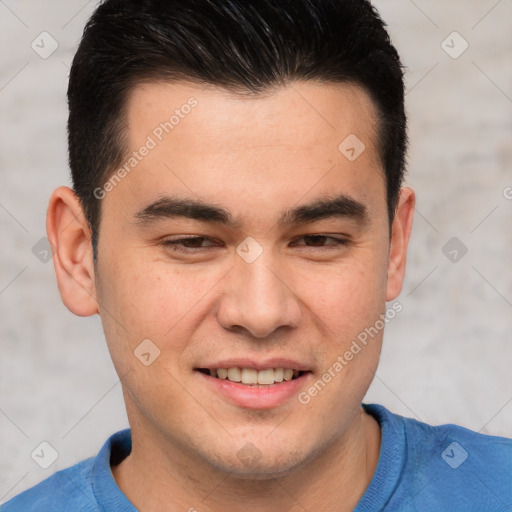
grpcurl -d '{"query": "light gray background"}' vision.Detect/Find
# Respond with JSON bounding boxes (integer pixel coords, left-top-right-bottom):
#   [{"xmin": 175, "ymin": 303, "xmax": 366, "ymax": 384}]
[{"xmin": 1, "ymin": 0, "xmax": 511, "ymax": 501}]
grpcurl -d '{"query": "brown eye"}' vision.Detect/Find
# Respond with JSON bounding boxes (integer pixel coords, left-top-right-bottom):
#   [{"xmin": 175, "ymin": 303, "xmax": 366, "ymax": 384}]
[
  {"xmin": 162, "ymin": 237, "xmax": 219, "ymax": 253},
  {"xmin": 292, "ymin": 235, "xmax": 349, "ymax": 249}
]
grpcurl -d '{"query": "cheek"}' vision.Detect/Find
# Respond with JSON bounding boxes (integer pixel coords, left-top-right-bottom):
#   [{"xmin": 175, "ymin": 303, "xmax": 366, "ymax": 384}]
[
  {"xmin": 99, "ymin": 252, "xmax": 189, "ymax": 324},
  {"xmin": 296, "ymin": 255, "xmax": 388, "ymax": 340},
  {"xmin": 96, "ymin": 252, "xmax": 224, "ymax": 359},
  {"xmin": 295, "ymin": 260, "xmax": 386, "ymax": 421}
]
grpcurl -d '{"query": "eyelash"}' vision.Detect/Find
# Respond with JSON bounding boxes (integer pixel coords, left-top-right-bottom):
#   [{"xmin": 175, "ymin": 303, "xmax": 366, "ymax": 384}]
[{"xmin": 161, "ymin": 235, "xmax": 350, "ymax": 253}]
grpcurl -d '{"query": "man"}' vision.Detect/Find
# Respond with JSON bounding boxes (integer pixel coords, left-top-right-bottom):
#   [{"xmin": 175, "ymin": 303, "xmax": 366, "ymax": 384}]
[{"xmin": 2, "ymin": 0, "xmax": 511, "ymax": 510}]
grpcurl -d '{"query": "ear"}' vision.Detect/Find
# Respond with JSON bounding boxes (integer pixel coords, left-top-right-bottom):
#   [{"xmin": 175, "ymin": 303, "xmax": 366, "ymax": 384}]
[
  {"xmin": 386, "ymin": 187, "xmax": 415, "ymax": 301},
  {"xmin": 46, "ymin": 186, "xmax": 98, "ymax": 316}
]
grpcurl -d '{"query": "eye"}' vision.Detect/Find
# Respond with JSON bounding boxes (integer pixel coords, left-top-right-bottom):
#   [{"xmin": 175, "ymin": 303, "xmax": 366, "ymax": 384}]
[
  {"xmin": 159, "ymin": 234, "xmax": 350, "ymax": 255},
  {"xmin": 161, "ymin": 236, "xmax": 219, "ymax": 253},
  {"xmin": 291, "ymin": 235, "xmax": 349, "ymax": 250}
]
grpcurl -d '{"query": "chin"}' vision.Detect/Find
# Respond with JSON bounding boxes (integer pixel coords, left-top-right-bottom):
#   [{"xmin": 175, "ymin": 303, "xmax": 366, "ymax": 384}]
[{"xmin": 202, "ymin": 441, "xmax": 315, "ymax": 480}]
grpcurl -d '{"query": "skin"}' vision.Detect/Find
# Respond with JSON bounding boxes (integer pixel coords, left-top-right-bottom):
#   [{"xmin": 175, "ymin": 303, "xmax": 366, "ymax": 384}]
[{"xmin": 47, "ymin": 80, "xmax": 415, "ymax": 511}]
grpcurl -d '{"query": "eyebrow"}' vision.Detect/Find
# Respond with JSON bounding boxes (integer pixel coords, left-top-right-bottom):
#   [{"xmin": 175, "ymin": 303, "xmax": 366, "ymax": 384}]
[{"xmin": 134, "ymin": 194, "xmax": 369, "ymax": 229}]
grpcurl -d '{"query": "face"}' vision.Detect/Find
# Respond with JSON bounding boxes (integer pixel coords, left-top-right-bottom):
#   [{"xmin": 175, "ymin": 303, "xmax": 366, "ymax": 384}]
[{"xmin": 51, "ymin": 80, "xmax": 413, "ymax": 477}]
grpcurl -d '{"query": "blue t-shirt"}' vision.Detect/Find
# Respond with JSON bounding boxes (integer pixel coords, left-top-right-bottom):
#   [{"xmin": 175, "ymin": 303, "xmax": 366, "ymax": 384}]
[{"xmin": 2, "ymin": 404, "xmax": 511, "ymax": 511}]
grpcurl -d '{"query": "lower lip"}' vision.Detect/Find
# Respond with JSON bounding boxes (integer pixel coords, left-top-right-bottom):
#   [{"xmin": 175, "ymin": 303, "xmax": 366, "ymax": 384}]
[{"xmin": 195, "ymin": 371, "xmax": 312, "ymax": 409}]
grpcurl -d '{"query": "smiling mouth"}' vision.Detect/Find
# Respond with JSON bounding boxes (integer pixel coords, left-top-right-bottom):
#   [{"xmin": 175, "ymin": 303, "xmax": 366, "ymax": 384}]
[{"xmin": 196, "ymin": 367, "xmax": 308, "ymax": 386}]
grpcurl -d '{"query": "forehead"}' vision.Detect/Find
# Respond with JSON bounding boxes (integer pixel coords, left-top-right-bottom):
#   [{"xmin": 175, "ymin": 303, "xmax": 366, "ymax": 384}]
[
  {"xmin": 107, "ymin": 79, "xmax": 386, "ymax": 229},
  {"xmin": 124, "ymin": 80, "xmax": 381, "ymax": 157}
]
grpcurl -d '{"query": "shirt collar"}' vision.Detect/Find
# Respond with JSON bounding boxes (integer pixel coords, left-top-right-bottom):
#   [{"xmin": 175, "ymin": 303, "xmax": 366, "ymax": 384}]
[
  {"xmin": 91, "ymin": 428, "xmax": 137, "ymax": 511},
  {"xmin": 354, "ymin": 403, "xmax": 407, "ymax": 511}
]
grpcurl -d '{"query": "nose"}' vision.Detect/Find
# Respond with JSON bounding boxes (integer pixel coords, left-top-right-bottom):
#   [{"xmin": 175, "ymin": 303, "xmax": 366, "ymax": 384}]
[{"xmin": 216, "ymin": 248, "xmax": 301, "ymax": 339}]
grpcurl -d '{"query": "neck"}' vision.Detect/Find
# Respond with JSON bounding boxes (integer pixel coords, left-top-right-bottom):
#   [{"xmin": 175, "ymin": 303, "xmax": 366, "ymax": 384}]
[{"xmin": 112, "ymin": 408, "xmax": 381, "ymax": 512}]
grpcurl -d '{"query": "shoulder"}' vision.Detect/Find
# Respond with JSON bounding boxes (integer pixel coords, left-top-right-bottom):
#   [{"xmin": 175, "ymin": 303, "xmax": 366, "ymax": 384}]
[
  {"xmin": 363, "ymin": 403, "xmax": 512, "ymax": 511},
  {"xmin": 367, "ymin": 402, "xmax": 512, "ymax": 466},
  {"xmin": 1, "ymin": 429, "xmax": 132, "ymax": 512},
  {"xmin": 0, "ymin": 458, "xmax": 97, "ymax": 512},
  {"xmin": 401, "ymin": 407, "xmax": 511, "ymax": 471}
]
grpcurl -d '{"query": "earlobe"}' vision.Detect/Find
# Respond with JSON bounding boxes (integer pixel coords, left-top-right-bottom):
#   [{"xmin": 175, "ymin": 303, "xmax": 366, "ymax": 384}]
[
  {"xmin": 46, "ymin": 186, "xmax": 99, "ymax": 316},
  {"xmin": 385, "ymin": 187, "xmax": 415, "ymax": 301}
]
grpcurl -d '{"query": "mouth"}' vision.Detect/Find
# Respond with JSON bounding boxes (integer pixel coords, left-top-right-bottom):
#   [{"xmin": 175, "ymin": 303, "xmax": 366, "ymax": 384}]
[
  {"xmin": 193, "ymin": 358, "xmax": 314, "ymax": 409},
  {"xmin": 195, "ymin": 367, "xmax": 308, "ymax": 386}
]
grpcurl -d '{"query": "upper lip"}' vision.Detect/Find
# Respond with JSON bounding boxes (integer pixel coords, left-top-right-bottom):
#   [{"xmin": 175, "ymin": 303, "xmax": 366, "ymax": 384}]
[{"xmin": 195, "ymin": 358, "xmax": 312, "ymax": 372}]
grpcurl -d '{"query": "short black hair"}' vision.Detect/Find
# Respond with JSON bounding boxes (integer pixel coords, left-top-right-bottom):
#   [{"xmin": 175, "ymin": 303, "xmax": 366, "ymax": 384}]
[{"xmin": 68, "ymin": 0, "xmax": 407, "ymax": 256}]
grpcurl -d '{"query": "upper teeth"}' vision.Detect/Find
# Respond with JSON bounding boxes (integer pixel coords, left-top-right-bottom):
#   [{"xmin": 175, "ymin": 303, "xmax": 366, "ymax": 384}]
[{"xmin": 208, "ymin": 367, "xmax": 299, "ymax": 384}]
